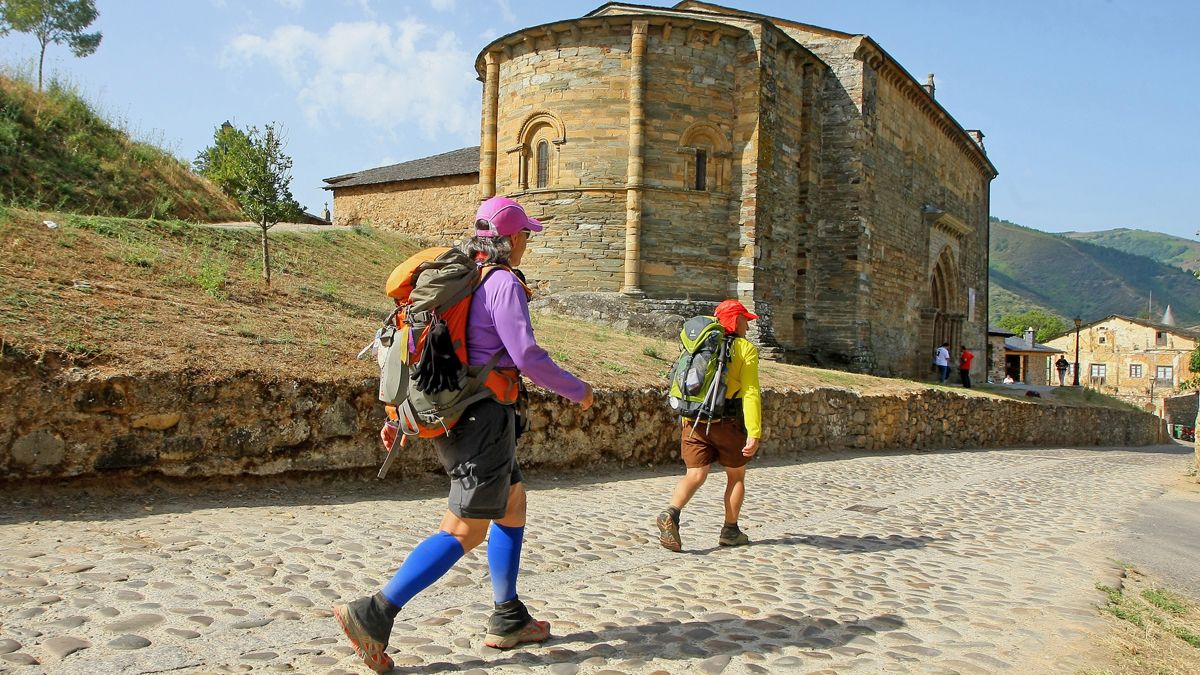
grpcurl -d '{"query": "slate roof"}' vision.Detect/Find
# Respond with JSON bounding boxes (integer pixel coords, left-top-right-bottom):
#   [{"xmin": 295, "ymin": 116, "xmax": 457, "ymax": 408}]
[
  {"xmin": 323, "ymin": 146, "xmax": 479, "ymax": 190},
  {"xmin": 1003, "ymin": 337, "xmax": 1065, "ymax": 354}
]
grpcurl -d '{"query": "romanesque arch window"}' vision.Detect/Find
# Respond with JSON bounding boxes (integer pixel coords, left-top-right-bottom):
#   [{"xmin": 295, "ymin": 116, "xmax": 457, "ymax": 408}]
[
  {"xmin": 510, "ymin": 110, "xmax": 565, "ymax": 191},
  {"xmin": 679, "ymin": 122, "xmax": 731, "ymax": 193},
  {"xmin": 536, "ymin": 140, "xmax": 550, "ymax": 189}
]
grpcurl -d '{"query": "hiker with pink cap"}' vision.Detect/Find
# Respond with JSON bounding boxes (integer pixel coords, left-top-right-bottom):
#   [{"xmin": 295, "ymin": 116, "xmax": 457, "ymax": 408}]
[{"xmin": 334, "ymin": 196, "xmax": 594, "ymax": 672}]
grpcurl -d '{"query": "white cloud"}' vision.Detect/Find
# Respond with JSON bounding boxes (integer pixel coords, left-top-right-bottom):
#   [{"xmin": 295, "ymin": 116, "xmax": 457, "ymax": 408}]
[
  {"xmin": 430, "ymin": 0, "xmax": 456, "ymax": 11},
  {"xmin": 275, "ymin": 0, "xmax": 304, "ymax": 9},
  {"xmin": 227, "ymin": 19, "xmax": 478, "ymax": 141},
  {"xmin": 493, "ymin": 0, "xmax": 516, "ymax": 25}
]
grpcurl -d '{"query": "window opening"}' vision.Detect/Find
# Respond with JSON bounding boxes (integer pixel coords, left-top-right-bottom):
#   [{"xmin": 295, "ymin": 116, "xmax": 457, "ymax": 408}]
[
  {"xmin": 536, "ymin": 140, "xmax": 550, "ymax": 189},
  {"xmin": 695, "ymin": 149, "xmax": 707, "ymax": 191}
]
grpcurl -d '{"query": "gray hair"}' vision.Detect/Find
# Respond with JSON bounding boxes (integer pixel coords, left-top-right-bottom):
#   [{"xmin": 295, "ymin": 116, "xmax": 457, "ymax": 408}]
[{"xmin": 464, "ymin": 232, "xmax": 514, "ymax": 266}]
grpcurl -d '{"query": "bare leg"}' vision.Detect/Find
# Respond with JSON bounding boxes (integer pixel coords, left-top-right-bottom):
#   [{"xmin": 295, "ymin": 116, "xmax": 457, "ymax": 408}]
[
  {"xmin": 495, "ymin": 482, "xmax": 527, "ymax": 528},
  {"xmin": 670, "ymin": 465, "xmax": 710, "ymax": 510},
  {"xmin": 723, "ymin": 466, "xmax": 746, "ymax": 524}
]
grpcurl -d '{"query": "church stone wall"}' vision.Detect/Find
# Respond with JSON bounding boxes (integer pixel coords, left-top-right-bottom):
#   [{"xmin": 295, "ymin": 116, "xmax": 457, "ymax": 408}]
[
  {"xmin": 333, "ymin": 6, "xmax": 995, "ymax": 379},
  {"xmin": 331, "ymin": 175, "xmax": 477, "ymax": 244},
  {"xmin": 751, "ymin": 25, "xmax": 823, "ymax": 351},
  {"xmin": 637, "ymin": 25, "xmax": 746, "ymax": 300},
  {"xmin": 491, "ymin": 29, "xmax": 634, "ymax": 293},
  {"xmin": 861, "ymin": 63, "xmax": 991, "ymax": 376}
]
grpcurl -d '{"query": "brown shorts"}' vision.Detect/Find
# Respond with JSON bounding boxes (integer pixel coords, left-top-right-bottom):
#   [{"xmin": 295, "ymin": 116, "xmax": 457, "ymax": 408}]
[{"xmin": 681, "ymin": 418, "xmax": 751, "ymax": 469}]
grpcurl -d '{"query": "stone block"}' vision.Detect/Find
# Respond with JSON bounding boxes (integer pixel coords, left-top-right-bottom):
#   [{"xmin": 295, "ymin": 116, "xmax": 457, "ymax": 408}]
[
  {"xmin": 95, "ymin": 434, "xmax": 158, "ymax": 470},
  {"xmin": 131, "ymin": 412, "xmax": 181, "ymax": 431},
  {"xmin": 10, "ymin": 429, "xmax": 66, "ymax": 469},
  {"xmin": 318, "ymin": 400, "xmax": 359, "ymax": 440}
]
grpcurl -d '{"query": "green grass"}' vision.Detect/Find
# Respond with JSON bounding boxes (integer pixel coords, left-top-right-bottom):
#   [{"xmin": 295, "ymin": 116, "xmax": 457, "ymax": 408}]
[
  {"xmin": 1143, "ymin": 588, "xmax": 1188, "ymax": 615},
  {"xmin": 0, "ymin": 69, "xmax": 241, "ymax": 222}
]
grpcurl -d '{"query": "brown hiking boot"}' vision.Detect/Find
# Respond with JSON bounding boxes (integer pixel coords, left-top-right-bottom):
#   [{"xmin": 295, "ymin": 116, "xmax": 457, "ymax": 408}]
[
  {"xmin": 657, "ymin": 509, "xmax": 682, "ymax": 552},
  {"xmin": 718, "ymin": 523, "xmax": 750, "ymax": 547},
  {"xmin": 333, "ymin": 599, "xmax": 395, "ymax": 673}
]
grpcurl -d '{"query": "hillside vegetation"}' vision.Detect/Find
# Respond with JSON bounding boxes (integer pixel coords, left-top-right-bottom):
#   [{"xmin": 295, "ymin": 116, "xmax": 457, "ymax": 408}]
[
  {"xmin": 0, "ymin": 72, "xmax": 241, "ymax": 221},
  {"xmin": 989, "ymin": 218, "xmax": 1200, "ymax": 326},
  {"xmin": 1061, "ymin": 228, "xmax": 1200, "ymax": 273},
  {"xmin": 1, "ymin": 206, "xmax": 1060, "ymax": 401}
]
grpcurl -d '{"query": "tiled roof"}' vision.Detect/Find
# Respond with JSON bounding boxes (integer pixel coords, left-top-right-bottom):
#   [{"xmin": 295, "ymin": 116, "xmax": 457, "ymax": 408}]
[{"xmin": 323, "ymin": 146, "xmax": 479, "ymax": 190}]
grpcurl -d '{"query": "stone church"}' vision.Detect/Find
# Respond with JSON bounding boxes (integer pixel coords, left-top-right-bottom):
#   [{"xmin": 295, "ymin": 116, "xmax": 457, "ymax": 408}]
[{"xmin": 324, "ymin": 1, "xmax": 997, "ymax": 377}]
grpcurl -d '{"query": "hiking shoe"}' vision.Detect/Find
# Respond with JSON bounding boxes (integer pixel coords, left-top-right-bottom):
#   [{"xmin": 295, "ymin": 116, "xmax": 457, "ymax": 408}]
[
  {"xmin": 484, "ymin": 618, "xmax": 551, "ymax": 649},
  {"xmin": 657, "ymin": 509, "xmax": 682, "ymax": 552},
  {"xmin": 333, "ymin": 598, "xmax": 395, "ymax": 673},
  {"xmin": 718, "ymin": 524, "xmax": 750, "ymax": 547},
  {"xmin": 485, "ymin": 597, "xmax": 549, "ymax": 649}
]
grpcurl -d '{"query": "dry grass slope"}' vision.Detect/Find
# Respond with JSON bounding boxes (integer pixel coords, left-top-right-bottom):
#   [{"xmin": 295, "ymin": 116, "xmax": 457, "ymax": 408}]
[
  {"xmin": 1090, "ymin": 568, "xmax": 1200, "ymax": 675},
  {"xmin": 0, "ymin": 205, "xmax": 1157, "ymax": 405}
]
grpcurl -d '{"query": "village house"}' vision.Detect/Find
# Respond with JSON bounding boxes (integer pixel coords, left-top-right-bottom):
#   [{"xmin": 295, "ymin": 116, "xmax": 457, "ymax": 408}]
[
  {"xmin": 1003, "ymin": 327, "xmax": 1065, "ymax": 386},
  {"xmin": 324, "ymin": 1, "xmax": 997, "ymax": 378},
  {"xmin": 1044, "ymin": 314, "xmax": 1199, "ymax": 412}
]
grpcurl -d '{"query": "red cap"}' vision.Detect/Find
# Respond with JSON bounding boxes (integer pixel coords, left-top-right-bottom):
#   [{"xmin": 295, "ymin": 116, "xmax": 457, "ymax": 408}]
[{"xmin": 714, "ymin": 299, "xmax": 758, "ymax": 333}]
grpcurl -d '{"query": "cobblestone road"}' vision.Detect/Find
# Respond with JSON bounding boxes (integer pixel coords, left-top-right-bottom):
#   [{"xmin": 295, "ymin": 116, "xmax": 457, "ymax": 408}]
[{"xmin": 0, "ymin": 444, "xmax": 1190, "ymax": 674}]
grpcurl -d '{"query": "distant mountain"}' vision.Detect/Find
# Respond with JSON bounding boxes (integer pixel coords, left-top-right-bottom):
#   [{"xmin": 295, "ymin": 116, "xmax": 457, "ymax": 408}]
[
  {"xmin": 989, "ymin": 218, "xmax": 1200, "ymax": 326},
  {"xmin": 1060, "ymin": 228, "xmax": 1200, "ymax": 273}
]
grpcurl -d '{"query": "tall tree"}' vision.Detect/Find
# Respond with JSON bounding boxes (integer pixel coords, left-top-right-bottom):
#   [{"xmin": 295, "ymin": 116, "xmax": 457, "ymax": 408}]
[
  {"xmin": 194, "ymin": 122, "xmax": 252, "ymax": 200},
  {"xmin": 197, "ymin": 122, "xmax": 301, "ymax": 287},
  {"xmin": 0, "ymin": 0, "xmax": 102, "ymax": 92},
  {"xmin": 998, "ymin": 308, "xmax": 1070, "ymax": 343}
]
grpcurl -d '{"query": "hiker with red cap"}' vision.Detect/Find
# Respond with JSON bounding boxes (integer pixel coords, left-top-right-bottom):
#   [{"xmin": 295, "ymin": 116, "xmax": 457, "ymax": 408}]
[
  {"xmin": 334, "ymin": 196, "xmax": 594, "ymax": 672},
  {"xmin": 658, "ymin": 299, "xmax": 763, "ymax": 551}
]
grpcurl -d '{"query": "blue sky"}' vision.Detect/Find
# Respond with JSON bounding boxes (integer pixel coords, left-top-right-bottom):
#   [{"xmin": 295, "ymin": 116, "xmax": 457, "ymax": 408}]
[{"xmin": 1, "ymin": 0, "xmax": 1196, "ymax": 240}]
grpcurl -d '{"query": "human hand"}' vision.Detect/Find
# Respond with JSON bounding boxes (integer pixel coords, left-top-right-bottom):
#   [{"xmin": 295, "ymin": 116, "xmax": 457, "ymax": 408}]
[
  {"xmin": 380, "ymin": 420, "xmax": 398, "ymax": 450},
  {"xmin": 742, "ymin": 437, "xmax": 760, "ymax": 457},
  {"xmin": 579, "ymin": 383, "xmax": 594, "ymax": 411}
]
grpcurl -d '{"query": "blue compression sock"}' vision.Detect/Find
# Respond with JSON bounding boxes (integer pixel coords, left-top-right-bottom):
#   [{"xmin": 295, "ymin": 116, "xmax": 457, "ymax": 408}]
[
  {"xmin": 380, "ymin": 531, "xmax": 465, "ymax": 608},
  {"xmin": 487, "ymin": 523, "xmax": 525, "ymax": 604}
]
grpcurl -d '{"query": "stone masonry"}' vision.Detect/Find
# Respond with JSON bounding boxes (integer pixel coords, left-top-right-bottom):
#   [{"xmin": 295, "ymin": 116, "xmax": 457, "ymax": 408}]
[
  {"xmin": 328, "ymin": 1, "xmax": 997, "ymax": 379},
  {"xmin": 0, "ymin": 351, "xmax": 1163, "ymax": 482}
]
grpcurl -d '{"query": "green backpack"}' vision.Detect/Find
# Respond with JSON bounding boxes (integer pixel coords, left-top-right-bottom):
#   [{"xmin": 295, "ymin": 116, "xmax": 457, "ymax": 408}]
[{"xmin": 668, "ymin": 315, "xmax": 734, "ymax": 423}]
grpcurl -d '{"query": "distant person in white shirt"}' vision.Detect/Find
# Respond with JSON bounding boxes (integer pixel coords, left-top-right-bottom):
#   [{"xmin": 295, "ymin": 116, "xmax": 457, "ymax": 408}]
[{"xmin": 934, "ymin": 342, "xmax": 950, "ymax": 384}]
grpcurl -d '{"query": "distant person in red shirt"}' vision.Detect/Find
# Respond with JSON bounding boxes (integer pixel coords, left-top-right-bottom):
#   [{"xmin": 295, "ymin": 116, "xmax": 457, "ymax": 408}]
[{"xmin": 958, "ymin": 347, "xmax": 974, "ymax": 388}]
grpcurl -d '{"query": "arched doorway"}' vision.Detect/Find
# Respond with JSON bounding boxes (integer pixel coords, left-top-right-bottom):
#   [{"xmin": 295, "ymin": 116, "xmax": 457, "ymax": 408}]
[{"xmin": 922, "ymin": 247, "xmax": 964, "ymax": 375}]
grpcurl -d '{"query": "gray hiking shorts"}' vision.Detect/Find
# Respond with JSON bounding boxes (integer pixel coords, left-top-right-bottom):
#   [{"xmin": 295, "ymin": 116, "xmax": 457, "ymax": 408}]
[{"xmin": 432, "ymin": 399, "xmax": 522, "ymax": 520}]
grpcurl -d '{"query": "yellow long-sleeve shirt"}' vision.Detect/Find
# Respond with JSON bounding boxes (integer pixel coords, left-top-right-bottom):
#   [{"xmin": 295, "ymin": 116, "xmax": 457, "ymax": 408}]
[{"xmin": 724, "ymin": 337, "xmax": 762, "ymax": 439}]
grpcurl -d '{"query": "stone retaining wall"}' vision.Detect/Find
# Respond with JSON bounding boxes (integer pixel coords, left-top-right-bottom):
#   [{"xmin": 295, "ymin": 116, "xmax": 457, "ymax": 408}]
[{"xmin": 0, "ymin": 352, "xmax": 1166, "ymax": 482}]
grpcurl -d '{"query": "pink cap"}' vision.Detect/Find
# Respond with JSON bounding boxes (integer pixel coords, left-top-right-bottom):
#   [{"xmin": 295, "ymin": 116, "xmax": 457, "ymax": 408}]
[{"xmin": 474, "ymin": 196, "xmax": 544, "ymax": 237}]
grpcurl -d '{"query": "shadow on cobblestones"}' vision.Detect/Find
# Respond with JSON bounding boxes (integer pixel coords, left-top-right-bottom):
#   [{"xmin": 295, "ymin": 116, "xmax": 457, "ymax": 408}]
[
  {"xmin": 379, "ymin": 613, "xmax": 906, "ymax": 673},
  {"xmin": 786, "ymin": 533, "xmax": 937, "ymax": 553}
]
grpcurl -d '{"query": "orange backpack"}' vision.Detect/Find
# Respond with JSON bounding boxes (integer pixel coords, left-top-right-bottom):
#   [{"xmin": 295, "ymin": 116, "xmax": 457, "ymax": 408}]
[{"xmin": 373, "ymin": 247, "xmax": 522, "ymax": 441}]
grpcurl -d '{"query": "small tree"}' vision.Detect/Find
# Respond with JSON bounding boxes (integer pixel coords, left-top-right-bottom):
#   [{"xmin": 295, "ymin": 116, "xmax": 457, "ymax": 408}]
[
  {"xmin": 1, "ymin": 0, "xmax": 103, "ymax": 92},
  {"xmin": 197, "ymin": 122, "xmax": 301, "ymax": 287}
]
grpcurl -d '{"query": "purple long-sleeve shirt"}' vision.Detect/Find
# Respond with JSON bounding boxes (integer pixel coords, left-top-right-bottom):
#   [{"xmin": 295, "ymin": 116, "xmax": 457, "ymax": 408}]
[{"xmin": 467, "ymin": 268, "xmax": 588, "ymax": 403}]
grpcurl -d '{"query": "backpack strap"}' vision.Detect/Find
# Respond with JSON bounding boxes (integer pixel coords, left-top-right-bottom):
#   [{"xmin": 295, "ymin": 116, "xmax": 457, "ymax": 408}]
[{"xmin": 479, "ymin": 264, "xmax": 533, "ymax": 300}]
